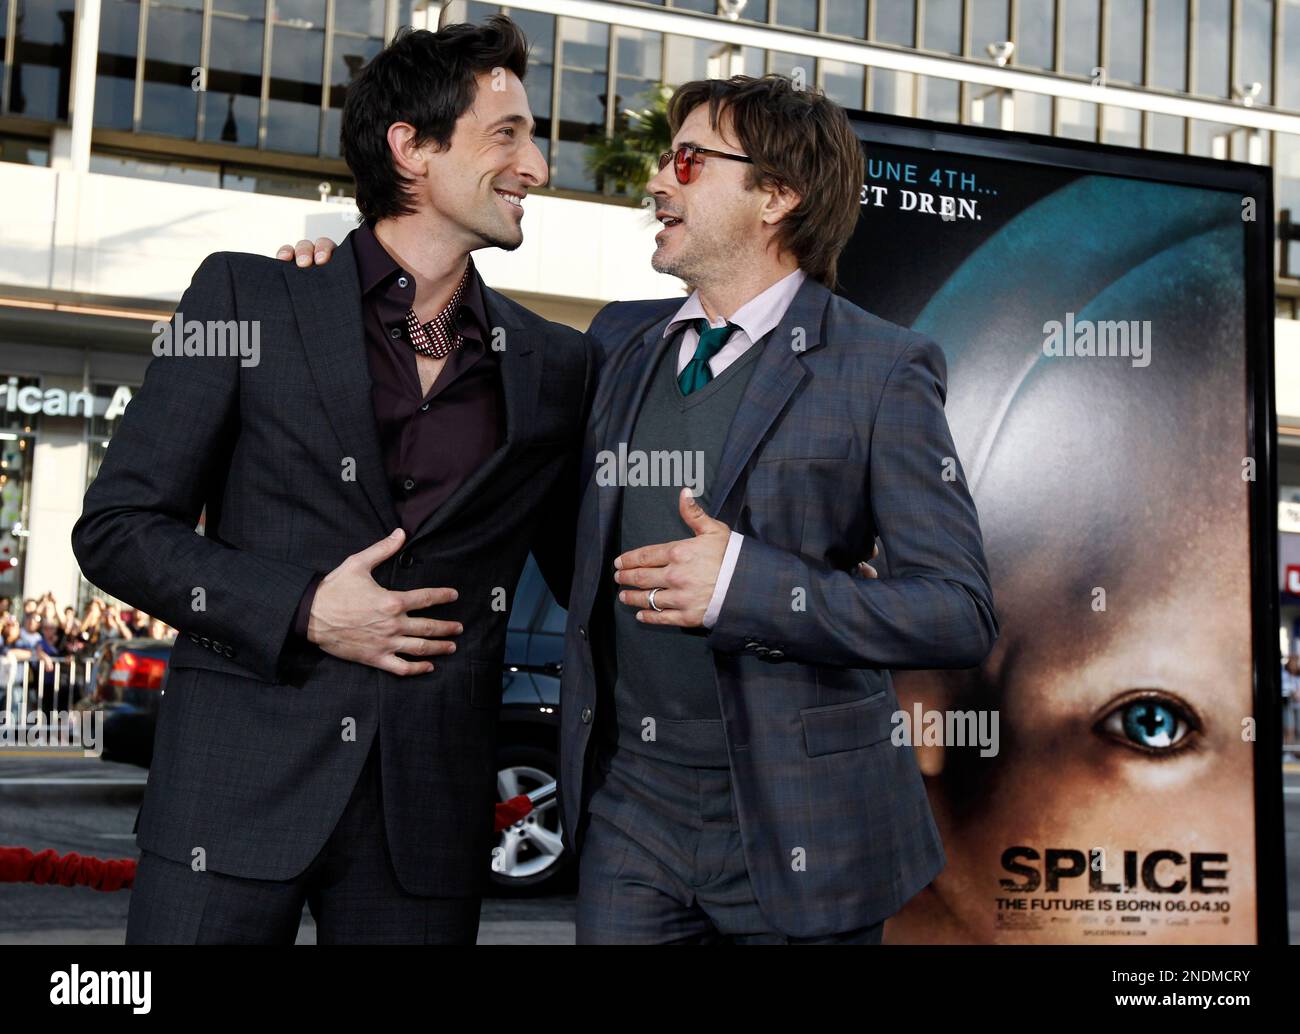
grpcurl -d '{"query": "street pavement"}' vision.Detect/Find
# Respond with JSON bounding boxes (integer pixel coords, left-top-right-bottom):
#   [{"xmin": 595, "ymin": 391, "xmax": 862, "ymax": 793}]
[{"xmin": 3, "ymin": 754, "xmax": 1298, "ymax": 945}]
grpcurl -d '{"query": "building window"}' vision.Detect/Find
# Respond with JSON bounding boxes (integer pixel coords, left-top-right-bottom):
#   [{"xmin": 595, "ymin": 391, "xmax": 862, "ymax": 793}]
[
  {"xmin": 825, "ymin": 0, "xmax": 868, "ymax": 40},
  {"xmin": 1062, "ymin": 0, "xmax": 1100, "ymax": 78},
  {"xmin": 6, "ymin": 0, "xmax": 76, "ymax": 122},
  {"xmin": 1146, "ymin": 112, "xmax": 1185, "ymax": 152},
  {"xmin": 95, "ymin": 0, "xmax": 138, "ymax": 131},
  {"xmin": 772, "ymin": 0, "xmax": 817, "ymax": 32},
  {"xmin": 1057, "ymin": 97, "xmax": 1098, "ymax": 141},
  {"xmin": 553, "ymin": 17, "xmax": 608, "ymax": 192},
  {"xmin": 1238, "ymin": 0, "xmax": 1274, "ymax": 106},
  {"xmin": 1280, "ymin": 134, "xmax": 1300, "ymax": 278},
  {"xmin": 613, "ymin": 26, "xmax": 664, "ymax": 130},
  {"xmin": 1149, "ymin": 0, "xmax": 1188, "ymax": 91},
  {"xmin": 874, "ymin": 0, "xmax": 916, "ymax": 47},
  {"xmin": 1104, "ymin": 0, "xmax": 1144, "ymax": 85},
  {"xmin": 509, "ymin": 7, "xmax": 554, "ymax": 169},
  {"xmin": 1283, "ymin": 0, "xmax": 1300, "ymax": 111},
  {"xmin": 264, "ymin": 0, "xmax": 326, "ymax": 154},
  {"xmin": 923, "ymin": 0, "xmax": 963, "ymax": 55},
  {"xmin": 1013, "ymin": 90, "xmax": 1053, "ymax": 135},
  {"xmin": 322, "ymin": 2, "xmax": 388, "ymax": 158},
  {"xmin": 769, "ymin": 51, "xmax": 814, "ymax": 87},
  {"xmin": 664, "ymin": 33, "xmax": 711, "ymax": 85},
  {"xmin": 870, "ymin": 68, "xmax": 916, "ymax": 118},
  {"xmin": 970, "ymin": 0, "xmax": 1011, "ymax": 59},
  {"xmin": 139, "ymin": 0, "xmax": 203, "ymax": 138},
  {"xmin": 1015, "ymin": 0, "xmax": 1055, "ymax": 70},
  {"xmin": 1192, "ymin": 0, "xmax": 1231, "ymax": 98},
  {"xmin": 822, "ymin": 58, "xmax": 865, "ymax": 109},
  {"xmin": 1100, "ymin": 105, "xmax": 1142, "ymax": 148},
  {"xmin": 202, "ymin": 3, "xmax": 265, "ymax": 147},
  {"xmin": 1188, "ymin": 118, "xmax": 1262, "ymax": 160},
  {"xmin": 918, "ymin": 75, "xmax": 961, "ymax": 123}
]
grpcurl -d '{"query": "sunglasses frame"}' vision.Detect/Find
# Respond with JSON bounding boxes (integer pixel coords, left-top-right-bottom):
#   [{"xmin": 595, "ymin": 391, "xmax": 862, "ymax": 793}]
[{"xmin": 657, "ymin": 144, "xmax": 754, "ymax": 184}]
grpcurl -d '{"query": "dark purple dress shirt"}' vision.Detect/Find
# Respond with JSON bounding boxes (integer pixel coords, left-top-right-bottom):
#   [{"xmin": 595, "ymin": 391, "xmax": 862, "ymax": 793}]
[{"xmin": 291, "ymin": 222, "xmax": 504, "ymax": 640}]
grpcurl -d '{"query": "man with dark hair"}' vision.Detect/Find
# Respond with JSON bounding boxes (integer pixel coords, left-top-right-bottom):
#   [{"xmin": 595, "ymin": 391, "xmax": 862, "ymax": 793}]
[
  {"xmin": 73, "ymin": 15, "xmax": 597, "ymax": 944},
  {"xmin": 560, "ymin": 75, "xmax": 997, "ymax": 943},
  {"xmin": 288, "ymin": 65, "xmax": 994, "ymax": 942}
]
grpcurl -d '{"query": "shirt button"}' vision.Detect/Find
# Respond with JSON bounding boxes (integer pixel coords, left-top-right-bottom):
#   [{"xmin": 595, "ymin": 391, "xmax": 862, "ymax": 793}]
[
  {"xmin": 580, "ymin": 707, "xmax": 592, "ymax": 724},
  {"xmin": 420, "ymin": 402, "xmax": 429, "ymax": 412},
  {"xmin": 390, "ymin": 326, "xmax": 402, "ymax": 339},
  {"xmin": 397, "ymin": 276, "xmax": 409, "ymax": 288},
  {"xmin": 403, "ymin": 478, "xmax": 416, "ymax": 491}
]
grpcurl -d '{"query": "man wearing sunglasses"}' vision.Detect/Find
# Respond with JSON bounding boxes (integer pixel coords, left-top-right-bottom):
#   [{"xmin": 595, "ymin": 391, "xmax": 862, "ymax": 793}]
[
  {"xmin": 283, "ymin": 73, "xmax": 995, "ymax": 944},
  {"xmin": 561, "ymin": 74, "xmax": 997, "ymax": 944}
]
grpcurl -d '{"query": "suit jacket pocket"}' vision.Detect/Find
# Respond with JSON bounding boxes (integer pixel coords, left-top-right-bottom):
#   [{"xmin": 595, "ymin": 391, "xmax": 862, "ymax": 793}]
[
  {"xmin": 800, "ymin": 690, "xmax": 893, "ymax": 757},
  {"xmin": 755, "ymin": 433, "xmax": 851, "ymax": 463}
]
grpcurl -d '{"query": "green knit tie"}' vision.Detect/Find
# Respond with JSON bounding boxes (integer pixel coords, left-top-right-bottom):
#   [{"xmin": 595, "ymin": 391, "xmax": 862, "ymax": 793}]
[{"xmin": 678, "ymin": 318, "xmax": 739, "ymax": 396}]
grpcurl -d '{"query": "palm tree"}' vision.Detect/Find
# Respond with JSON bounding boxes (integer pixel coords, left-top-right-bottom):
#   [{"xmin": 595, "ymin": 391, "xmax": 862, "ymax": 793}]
[{"xmin": 585, "ymin": 83, "xmax": 673, "ymax": 199}]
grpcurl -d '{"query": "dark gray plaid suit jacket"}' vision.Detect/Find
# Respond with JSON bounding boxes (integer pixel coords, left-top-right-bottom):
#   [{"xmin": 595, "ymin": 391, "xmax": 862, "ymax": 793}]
[
  {"xmin": 71, "ymin": 240, "xmax": 597, "ymax": 897},
  {"xmin": 560, "ymin": 274, "xmax": 997, "ymax": 937}
]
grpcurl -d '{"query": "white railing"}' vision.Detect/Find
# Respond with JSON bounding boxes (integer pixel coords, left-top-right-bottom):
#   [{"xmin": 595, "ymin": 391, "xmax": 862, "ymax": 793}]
[{"xmin": 1, "ymin": 656, "xmax": 96, "ymax": 728}]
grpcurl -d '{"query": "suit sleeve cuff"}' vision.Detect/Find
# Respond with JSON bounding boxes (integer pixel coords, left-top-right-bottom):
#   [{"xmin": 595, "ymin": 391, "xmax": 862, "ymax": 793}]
[
  {"xmin": 702, "ymin": 531, "xmax": 744, "ymax": 629},
  {"xmin": 292, "ymin": 573, "xmax": 324, "ymax": 641}
]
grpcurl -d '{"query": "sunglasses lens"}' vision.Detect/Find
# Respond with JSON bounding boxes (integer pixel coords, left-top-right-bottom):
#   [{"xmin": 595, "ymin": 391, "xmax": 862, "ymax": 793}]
[
  {"xmin": 674, "ymin": 147, "xmax": 692, "ymax": 184},
  {"xmin": 657, "ymin": 152, "xmax": 672, "ymax": 172}
]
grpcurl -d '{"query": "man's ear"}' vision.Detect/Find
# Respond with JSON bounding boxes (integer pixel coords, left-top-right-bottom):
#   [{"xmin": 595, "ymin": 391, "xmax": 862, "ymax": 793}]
[
  {"xmin": 760, "ymin": 182, "xmax": 802, "ymax": 227},
  {"xmin": 386, "ymin": 121, "xmax": 428, "ymax": 181}
]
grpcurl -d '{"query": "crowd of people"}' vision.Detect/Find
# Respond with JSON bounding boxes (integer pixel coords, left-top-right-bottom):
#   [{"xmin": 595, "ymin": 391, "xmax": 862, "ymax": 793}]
[{"xmin": 0, "ymin": 592, "xmax": 175, "ymax": 714}]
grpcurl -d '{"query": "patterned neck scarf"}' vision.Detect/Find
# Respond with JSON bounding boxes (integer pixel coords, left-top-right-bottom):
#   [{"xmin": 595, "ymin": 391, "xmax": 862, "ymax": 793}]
[{"xmin": 403, "ymin": 263, "xmax": 470, "ymax": 359}]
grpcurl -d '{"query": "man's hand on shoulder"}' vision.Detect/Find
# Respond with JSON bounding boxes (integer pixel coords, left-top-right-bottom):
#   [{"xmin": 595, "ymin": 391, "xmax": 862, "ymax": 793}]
[{"xmin": 275, "ymin": 238, "xmax": 337, "ymax": 267}]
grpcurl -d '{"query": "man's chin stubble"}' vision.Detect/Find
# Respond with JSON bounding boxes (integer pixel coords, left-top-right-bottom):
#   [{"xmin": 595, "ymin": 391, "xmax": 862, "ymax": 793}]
[
  {"xmin": 651, "ymin": 251, "xmax": 691, "ymax": 283},
  {"xmin": 480, "ymin": 230, "xmax": 522, "ymax": 252}
]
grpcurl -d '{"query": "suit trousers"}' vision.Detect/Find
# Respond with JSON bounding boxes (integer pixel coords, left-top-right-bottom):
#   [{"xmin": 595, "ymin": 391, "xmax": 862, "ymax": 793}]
[
  {"xmin": 125, "ymin": 734, "xmax": 481, "ymax": 944},
  {"xmin": 575, "ymin": 739, "xmax": 884, "ymax": 944}
]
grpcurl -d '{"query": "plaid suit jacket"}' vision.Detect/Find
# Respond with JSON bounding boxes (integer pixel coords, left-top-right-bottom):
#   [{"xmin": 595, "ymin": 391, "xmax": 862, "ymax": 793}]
[
  {"xmin": 71, "ymin": 242, "xmax": 597, "ymax": 896},
  {"xmin": 560, "ymin": 274, "xmax": 997, "ymax": 937}
]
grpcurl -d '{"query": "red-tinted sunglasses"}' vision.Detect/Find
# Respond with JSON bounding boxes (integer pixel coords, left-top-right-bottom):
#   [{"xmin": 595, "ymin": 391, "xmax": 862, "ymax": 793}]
[{"xmin": 657, "ymin": 144, "xmax": 754, "ymax": 184}]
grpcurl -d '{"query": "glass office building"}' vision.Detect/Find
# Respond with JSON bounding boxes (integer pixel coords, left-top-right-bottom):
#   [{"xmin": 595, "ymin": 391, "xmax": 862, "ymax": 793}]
[{"xmin": 0, "ymin": 2, "xmax": 1293, "ymax": 234}]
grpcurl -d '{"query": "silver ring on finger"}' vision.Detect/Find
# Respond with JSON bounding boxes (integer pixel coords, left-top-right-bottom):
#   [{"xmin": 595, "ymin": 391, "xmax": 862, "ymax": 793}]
[{"xmin": 647, "ymin": 587, "xmax": 665, "ymax": 612}]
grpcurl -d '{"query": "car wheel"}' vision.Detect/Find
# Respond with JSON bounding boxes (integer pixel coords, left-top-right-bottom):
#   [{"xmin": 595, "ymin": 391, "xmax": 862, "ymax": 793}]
[{"xmin": 490, "ymin": 745, "xmax": 571, "ymax": 895}]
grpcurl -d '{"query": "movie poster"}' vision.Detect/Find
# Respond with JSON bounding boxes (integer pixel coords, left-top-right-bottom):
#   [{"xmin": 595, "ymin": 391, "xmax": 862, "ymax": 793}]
[{"xmin": 838, "ymin": 121, "xmax": 1263, "ymax": 944}]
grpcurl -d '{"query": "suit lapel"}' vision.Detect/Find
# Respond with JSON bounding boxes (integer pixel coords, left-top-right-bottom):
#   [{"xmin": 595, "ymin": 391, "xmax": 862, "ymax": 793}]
[
  {"xmin": 405, "ymin": 285, "xmax": 537, "ymax": 545},
  {"xmin": 709, "ymin": 277, "xmax": 831, "ymax": 524},
  {"xmin": 286, "ymin": 236, "xmax": 401, "ymax": 537}
]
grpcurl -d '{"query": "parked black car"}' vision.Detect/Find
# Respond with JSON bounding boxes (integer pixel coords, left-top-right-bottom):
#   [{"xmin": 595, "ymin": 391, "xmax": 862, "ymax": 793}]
[
  {"xmin": 81, "ymin": 555, "xmax": 571, "ymax": 893},
  {"xmin": 75, "ymin": 635, "xmax": 171, "ymax": 766}
]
